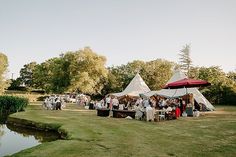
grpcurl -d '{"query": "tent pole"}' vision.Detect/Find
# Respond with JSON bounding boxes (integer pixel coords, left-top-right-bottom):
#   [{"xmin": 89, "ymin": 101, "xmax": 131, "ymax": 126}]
[{"xmin": 185, "ymin": 87, "xmax": 188, "ymax": 104}]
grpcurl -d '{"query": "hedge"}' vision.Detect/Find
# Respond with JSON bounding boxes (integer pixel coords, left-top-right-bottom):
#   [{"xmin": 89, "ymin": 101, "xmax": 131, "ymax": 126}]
[{"xmin": 0, "ymin": 95, "xmax": 29, "ymax": 115}]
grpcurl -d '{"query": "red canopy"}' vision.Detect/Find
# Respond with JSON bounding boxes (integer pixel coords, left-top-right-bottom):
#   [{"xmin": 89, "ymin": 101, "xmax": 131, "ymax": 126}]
[{"xmin": 163, "ymin": 78, "xmax": 211, "ymax": 89}]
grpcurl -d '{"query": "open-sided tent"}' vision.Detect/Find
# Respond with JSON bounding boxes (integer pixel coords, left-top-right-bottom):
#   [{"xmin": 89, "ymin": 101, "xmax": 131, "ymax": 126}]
[
  {"xmin": 142, "ymin": 70, "xmax": 215, "ymax": 111},
  {"xmin": 111, "ymin": 73, "xmax": 151, "ymax": 97}
]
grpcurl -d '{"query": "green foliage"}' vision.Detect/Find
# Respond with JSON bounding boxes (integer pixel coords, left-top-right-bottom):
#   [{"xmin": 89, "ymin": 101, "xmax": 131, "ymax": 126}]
[
  {"xmin": 227, "ymin": 71, "xmax": 236, "ymax": 82},
  {"xmin": 19, "ymin": 62, "xmax": 37, "ymax": 87},
  {"xmin": 102, "ymin": 68, "xmax": 123, "ymax": 94},
  {"xmin": 31, "ymin": 47, "xmax": 108, "ymax": 94},
  {"xmin": 0, "ymin": 52, "xmax": 9, "ymax": 94},
  {"xmin": 32, "ymin": 57, "xmax": 71, "ymax": 93},
  {"xmin": 102, "ymin": 59, "xmax": 174, "ymax": 95},
  {"xmin": 13, "ymin": 46, "xmax": 236, "ymax": 105},
  {"xmin": 102, "ymin": 60, "xmax": 146, "ymax": 95},
  {"xmin": 178, "ymin": 44, "xmax": 192, "ymax": 77},
  {"xmin": 32, "ymin": 61, "xmax": 52, "ymax": 93},
  {"xmin": 30, "ymin": 89, "xmax": 45, "ymax": 94},
  {"xmin": 143, "ymin": 59, "xmax": 174, "ymax": 90},
  {"xmin": 193, "ymin": 66, "xmax": 236, "ymax": 105},
  {"xmin": 0, "ymin": 95, "xmax": 29, "ymax": 115},
  {"xmin": 67, "ymin": 47, "xmax": 108, "ymax": 94},
  {"xmin": 51, "ymin": 57, "xmax": 71, "ymax": 93},
  {"xmin": 42, "ymin": 57, "xmax": 70, "ymax": 93},
  {"xmin": 7, "ymin": 78, "xmax": 26, "ymax": 91}
]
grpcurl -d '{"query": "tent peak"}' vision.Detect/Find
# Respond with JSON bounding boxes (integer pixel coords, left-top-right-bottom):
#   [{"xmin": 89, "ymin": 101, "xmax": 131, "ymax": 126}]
[
  {"xmin": 166, "ymin": 70, "xmax": 187, "ymax": 84},
  {"xmin": 111, "ymin": 73, "xmax": 150, "ymax": 97}
]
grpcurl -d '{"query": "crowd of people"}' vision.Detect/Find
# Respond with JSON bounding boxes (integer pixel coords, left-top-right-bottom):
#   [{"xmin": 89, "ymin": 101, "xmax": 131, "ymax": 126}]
[
  {"xmin": 42, "ymin": 93, "xmax": 91, "ymax": 110},
  {"xmin": 93, "ymin": 94, "xmax": 201, "ymax": 121},
  {"xmin": 42, "ymin": 95, "xmax": 66, "ymax": 110},
  {"xmin": 132, "ymin": 97, "xmax": 183, "ymax": 121},
  {"xmin": 42, "ymin": 93, "xmax": 199, "ymax": 121},
  {"xmin": 93, "ymin": 95, "xmax": 131, "ymax": 110}
]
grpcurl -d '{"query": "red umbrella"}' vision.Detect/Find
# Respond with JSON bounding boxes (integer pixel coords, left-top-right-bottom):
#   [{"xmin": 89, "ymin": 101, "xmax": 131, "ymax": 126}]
[
  {"xmin": 163, "ymin": 78, "xmax": 211, "ymax": 89},
  {"xmin": 163, "ymin": 78, "xmax": 211, "ymax": 114}
]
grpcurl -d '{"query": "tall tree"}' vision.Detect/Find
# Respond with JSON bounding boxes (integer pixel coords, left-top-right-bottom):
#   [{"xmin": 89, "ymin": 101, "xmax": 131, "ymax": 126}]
[
  {"xmin": 102, "ymin": 67, "xmax": 123, "ymax": 95},
  {"xmin": 32, "ymin": 57, "xmax": 70, "ymax": 93},
  {"xmin": 7, "ymin": 78, "xmax": 22, "ymax": 90},
  {"xmin": 19, "ymin": 62, "xmax": 37, "ymax": 87},
  {"xmin": 143, "ymin": 59, "xmax": 175, "ymax": 90},
  {"xmin": 32, "ymin": 47, "xmax": 108, "ymax": 94},
  {"xmin": 197, "ymin": 66, "xmax": 236, "ymax": 104},
  {"xmin": 227, "ymin": 71, "xmax": 236, "ymax": 82},
  {"xmin": 32, "ymin": 61, "xmax": 51, "ymax": 92},
  {"xmin": 178, "ymin": 44, "xmax": 192, "ymax": 77},
  {"xmin": 68, "ymin": 47, "xmax": 108, "ymax": 94},
  {"xmin": 49, "ymin": 57, "xmax": 71, "ymax": 93},
  {"xmin": 0, "ymin": 52, "xmax": 9, "ymax": 94}
]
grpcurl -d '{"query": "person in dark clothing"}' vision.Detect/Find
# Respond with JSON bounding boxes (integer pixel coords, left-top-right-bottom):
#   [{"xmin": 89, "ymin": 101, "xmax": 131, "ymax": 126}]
[
  {"xmin": 55, "ymin": 98, "xmax": 61, "ymax": 110},
  {"xmin": 179, "ymin": 98, "xmax": 183, "ymax": 115}
]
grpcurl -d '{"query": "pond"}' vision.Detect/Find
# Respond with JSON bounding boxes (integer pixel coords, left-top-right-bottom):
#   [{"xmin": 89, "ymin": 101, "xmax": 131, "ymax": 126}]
[{"xmin": 0, "ymin": 123, "xmax": 61, "ymax": 157}]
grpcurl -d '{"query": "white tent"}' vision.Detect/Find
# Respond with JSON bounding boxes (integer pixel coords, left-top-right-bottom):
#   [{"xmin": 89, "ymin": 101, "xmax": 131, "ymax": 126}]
[
  {"xmin": 111, "ymin": 73, "xmax": 151, "ymax": 97},
  {"xmin": 166, "ymin": 69, "xmax": 187, "ymax": 84},
  {"xmin": 142, "ymin": 70, "xmax": 215, "ymax": 111}
]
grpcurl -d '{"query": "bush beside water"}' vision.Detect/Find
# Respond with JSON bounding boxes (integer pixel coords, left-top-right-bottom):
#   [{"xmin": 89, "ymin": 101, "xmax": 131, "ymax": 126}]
[{"xmin": 0, "ymin": 95, "xmax": 29, "ymax": 115}]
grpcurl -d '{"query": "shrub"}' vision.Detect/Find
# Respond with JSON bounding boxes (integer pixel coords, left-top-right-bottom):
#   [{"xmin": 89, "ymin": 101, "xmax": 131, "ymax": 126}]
[
  {"xmin": 30, "ymin": 89, "xmax": 45, "ymax": 94},
  {"xmin": 37, "ymin": 95, "xmax": 49, "ymax": 101},
  {"xmin": 0, "ymin": 95, "xmax": 29, "ymax": 114}
]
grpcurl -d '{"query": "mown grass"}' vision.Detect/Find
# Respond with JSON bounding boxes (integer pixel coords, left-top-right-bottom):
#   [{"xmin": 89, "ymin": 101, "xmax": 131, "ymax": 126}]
[{"xmin": 8, "ymin": 103, "xmax": 236, "ymax": 157}]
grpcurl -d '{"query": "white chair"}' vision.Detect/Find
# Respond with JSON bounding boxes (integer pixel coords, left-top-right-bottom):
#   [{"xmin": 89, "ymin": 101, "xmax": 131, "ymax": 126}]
[
  {"xmin": 119, "ymin": 104, "xmax": 124, "ymax": 110},
  {"xmin": 135, "ymin": 110, "xmax": 143, "ymax": 120},
  {"xmin": 158, "ymin": 110, "xmax": 165, "ymax": 121},
  {"xmin": 159, "ymin": 114, "xmax": 165, "ymax": 121}
]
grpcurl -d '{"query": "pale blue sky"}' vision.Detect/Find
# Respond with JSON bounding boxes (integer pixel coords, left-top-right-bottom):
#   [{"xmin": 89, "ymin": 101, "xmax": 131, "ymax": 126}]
[{"xmin": 0, "ymin": 0, "xmax": 236, "ymax": 78}]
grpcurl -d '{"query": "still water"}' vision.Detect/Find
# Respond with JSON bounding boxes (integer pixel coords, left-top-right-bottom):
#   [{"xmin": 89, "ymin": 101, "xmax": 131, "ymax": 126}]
[{"xmin": 0, "ymin": 124, "xmax": 60, "ymax": 157}]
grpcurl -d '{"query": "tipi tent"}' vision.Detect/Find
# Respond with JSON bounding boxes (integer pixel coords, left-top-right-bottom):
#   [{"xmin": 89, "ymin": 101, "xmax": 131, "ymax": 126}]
[
  {"xmin": 143, "ymin": 70, "xmax": 215, "ymax": 111},
  {"xmin": 166, "ymin": 70, "xmax": 187, "ymax": 84},
  {"xmin": 111, "ymin": 73, "xmax": 151, "ymax": 97}
]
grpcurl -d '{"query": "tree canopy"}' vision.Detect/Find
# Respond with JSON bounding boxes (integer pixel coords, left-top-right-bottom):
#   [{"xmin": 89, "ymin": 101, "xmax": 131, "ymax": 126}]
[
  {"xmin": 102, "ymin": 59, "xmax": 175, "ymax": 95},
  {"xmin": 179, "ymin": 44, "xmax": 192, "ymax": 77},
  {"xmin": 67, "ymin": 47, "xmax": 108, "ymax": 94},
  {"xmin": 8, "ymin": 46, "xmax": 236, "ymax": 105},
  {"xmin": 19, "ymin": 62, "xmax": 37, "ymax": 88},
  {"xmin": 30, "ymin": 47, "xmax": 108, "ymax": 94},
  {"xmin": 0, "ymin": 52, "xmax": 9, "ymax": 94}
]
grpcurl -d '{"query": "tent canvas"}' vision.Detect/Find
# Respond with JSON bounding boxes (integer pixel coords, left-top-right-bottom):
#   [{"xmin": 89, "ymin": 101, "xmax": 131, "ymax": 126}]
[
  {"xmin": 166, "ymin": 70, "xmax": 187, "ymax": 84},
  {"xmin": 142, "ymin": 70, "xmax": 215, "ymax": 111},
  {"xmin": 111, "ymin": 73, "xmax": 150, "ymax": 97}
]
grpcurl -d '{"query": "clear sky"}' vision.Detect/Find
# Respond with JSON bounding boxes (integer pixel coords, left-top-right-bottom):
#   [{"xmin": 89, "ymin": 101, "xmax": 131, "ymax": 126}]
[{"xmin": 0, "ymin": 0, "xmax": 236, "ymax": 78}]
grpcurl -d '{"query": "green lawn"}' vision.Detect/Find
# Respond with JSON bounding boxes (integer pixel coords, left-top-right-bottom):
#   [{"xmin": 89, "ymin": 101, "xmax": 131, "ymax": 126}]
[{"xmin": 8, "ymin": 103, "xmax": 236, "ymax": 157}]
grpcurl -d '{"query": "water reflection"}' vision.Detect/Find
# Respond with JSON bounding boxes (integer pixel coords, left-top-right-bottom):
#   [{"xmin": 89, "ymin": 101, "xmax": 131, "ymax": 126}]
[
  {"xmin": 0, "ymin": 113, "xmax": 7, "ymax": 124},
  {"xmin": 6, "ymin": 123, "xmax": 61, "ymax": 142},
  {"xmin": 0, "ymin": 125, "xmax": 4, "ymax": 148},
  {"xmin": 0, "ymin": 124, "xmax": 40, "ymax": 157},
  {"xmin": 0, "ymin": 123, "xmax": 61, "ymax": 156}
]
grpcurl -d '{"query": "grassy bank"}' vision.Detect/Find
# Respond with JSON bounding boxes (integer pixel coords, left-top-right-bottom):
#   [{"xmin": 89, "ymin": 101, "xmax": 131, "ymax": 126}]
[{"xmin": 8, "ymin": 103, "xmax": 236, "ymax": 157}]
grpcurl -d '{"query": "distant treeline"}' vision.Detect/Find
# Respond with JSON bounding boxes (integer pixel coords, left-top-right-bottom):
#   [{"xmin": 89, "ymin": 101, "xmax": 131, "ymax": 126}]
[{"xmin": 7, "ymin": 47, "xmax": 236, "ymax": 105}]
